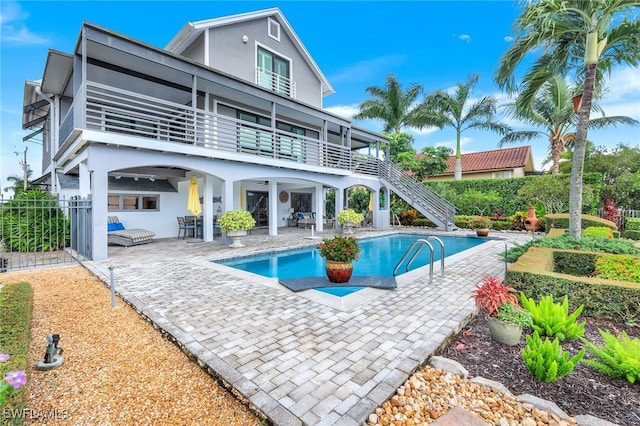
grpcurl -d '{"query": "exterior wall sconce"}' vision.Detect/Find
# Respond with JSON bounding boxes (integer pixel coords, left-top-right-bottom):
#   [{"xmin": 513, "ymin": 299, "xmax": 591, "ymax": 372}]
[{"xmin": 242, "ymin": 35, "xmax": 248, "ymax": 44}]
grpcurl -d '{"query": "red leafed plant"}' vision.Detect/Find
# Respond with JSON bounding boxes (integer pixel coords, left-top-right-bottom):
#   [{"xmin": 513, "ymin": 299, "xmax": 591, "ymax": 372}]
[{"xmin": 471, "ymin": 275, "xmax": 519, "ymax": 316}]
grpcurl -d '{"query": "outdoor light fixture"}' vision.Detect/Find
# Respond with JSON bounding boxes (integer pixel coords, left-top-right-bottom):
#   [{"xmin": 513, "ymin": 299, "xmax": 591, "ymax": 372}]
[
  {"xmin": 110, "ymin": 172, "xmax": 157, "ymax": 181},
  {"xmin": 242, "ymin": 35, "xmax": 248, "ymax": 44}
]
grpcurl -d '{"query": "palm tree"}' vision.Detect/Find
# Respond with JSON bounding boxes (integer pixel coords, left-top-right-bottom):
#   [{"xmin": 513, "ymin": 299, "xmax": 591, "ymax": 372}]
[
  {"xmin": 353, "ymin": 73, "xmax": 423, "ymax": 134},
  {"xmin": 501, "ymin": 75, "xmax": 638, "ymax": 175},
  {"xmin": 409, "ymin": 73, "xmax": 511, "ymax": 180},
  {"xmin": 4, "ymin": 170, "xmax": 33, "ymax": 197},
  {"xmin": 495, "ymin": 0, "xmax": 640, "ymax": 238}
]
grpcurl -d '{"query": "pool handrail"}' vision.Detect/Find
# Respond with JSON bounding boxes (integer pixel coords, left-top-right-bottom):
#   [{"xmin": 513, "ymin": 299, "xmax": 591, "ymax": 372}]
[{"xmin": 393, "ymin": 238, "xmax": 442, "ymax": 284}]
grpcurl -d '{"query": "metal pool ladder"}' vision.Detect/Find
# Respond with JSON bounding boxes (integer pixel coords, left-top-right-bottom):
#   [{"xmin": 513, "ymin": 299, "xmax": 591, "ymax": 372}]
[{"xmin": 393, "ymin": 236, "xmax": 445, "ymax": 284}]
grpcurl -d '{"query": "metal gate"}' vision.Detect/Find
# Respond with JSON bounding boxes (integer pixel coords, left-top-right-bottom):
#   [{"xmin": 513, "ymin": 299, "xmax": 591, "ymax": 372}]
[{"xmin": 0, "ymin": 194, "xmax": 93, "ymax": 272}]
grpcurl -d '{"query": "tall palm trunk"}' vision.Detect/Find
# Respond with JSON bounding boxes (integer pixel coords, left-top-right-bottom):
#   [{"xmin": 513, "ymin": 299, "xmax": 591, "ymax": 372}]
[
  {"xmin": 568, "ymin": 63, "xmax": 597, "ymax": 238},
  {"xmin": 550, "ymin": 136, "xmax": 564, "ymax": 175}
]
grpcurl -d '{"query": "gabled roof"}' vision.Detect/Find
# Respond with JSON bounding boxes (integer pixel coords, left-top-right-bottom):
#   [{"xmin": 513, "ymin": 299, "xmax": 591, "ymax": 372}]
[
  {"xmin": 165, "ymin": 8, "xmax": 334, "ymax": 97},
  {"xmin": 433, "ymin": 146, "xmax": 535, "ymax": 176}
]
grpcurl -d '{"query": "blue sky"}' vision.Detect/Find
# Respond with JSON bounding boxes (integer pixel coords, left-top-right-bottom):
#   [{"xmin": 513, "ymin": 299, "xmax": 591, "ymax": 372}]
[{"xmin": 1, "ymin": 1, "xmax": 639, "ymax": 194}]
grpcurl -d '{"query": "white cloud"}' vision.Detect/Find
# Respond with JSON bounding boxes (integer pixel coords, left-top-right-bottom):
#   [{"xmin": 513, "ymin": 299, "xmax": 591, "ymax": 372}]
[
  {"xmin": 458, "ymin": 34, "xmax": 471, "ymax": 42},
  {"xmin": 504, "ymin": 36, "xmax": 514, "ymax": 42},
  {"xmin": 0, "ymin": 1, "xmax": 50, "ymax": 45},
  {"xmin": 324, "ymin": 104, "xmax": 359, "ymax": 120}
]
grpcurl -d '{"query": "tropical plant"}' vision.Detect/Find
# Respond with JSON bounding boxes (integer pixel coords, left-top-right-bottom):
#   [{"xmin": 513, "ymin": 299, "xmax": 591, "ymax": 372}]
[
  {"xmin": 470, "ymin": 216, "xmax": 492, "ymax": 230},
  {"xmin": 500, "ymin": 75, "xmax": 638, "ymax": 175},
  {"xmin": 471, "ymin": 275, "xmax": 519, "ymax": 317},
  {"xmin": 409, "ymin": 73, "xmax": 511, "ymax": 180},
  {"xmin": 337, "ymin": 209, "xmax": 364, "ymax": 225},
  {"xmin": 218, "ymin": 209, "xmax": 256, "ymax": 232},
  {"xmin": 581, "ymin": 329, "xmax": 640, "ymax": 384},
  {"xmin": 495, "ymin": 0, "xmax": 640, "ymax": 238},
  {"xmin": 520, "ymin": 293, "xmax": 586, "ymax": 341},
  {"xmin": 353, "ymin": 74, "xmax": 423, "ymax": 134},
  {"xmin": 317, "ymin": 235, "xmax": 361, "ymax": 263},
  {"xmin": 456, "ymin": 189, "xmax": 502, "ymax": 216},
  {"xmin": 522, "ymin": 331, "xmax": 585, "ymax": 382},
  {"xmin": 0, "ymin": 189, "xmax": 69, "ymax": 252},
  {"xmin": 3, "ymin": 169, "xmax": 33, "ymax": 197},
  {"xmin": 494, "ymin": 302, "xmax": 533, "ymax": 328}
]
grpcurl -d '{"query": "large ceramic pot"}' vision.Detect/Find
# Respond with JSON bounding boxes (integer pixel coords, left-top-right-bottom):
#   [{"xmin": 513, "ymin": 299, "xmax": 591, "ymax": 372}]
[
  {"xmin": 227, "ymin": 230, "xmax": 248, "ymax": 248},
  {"xmin": 487, "ymin": 316, "xmax": 523, "ymax": 346},
  {"xmin": 325, "ymin": 260, "xmax": 353, "ymax": 283},
  {"xmin": 476, "ymin": 228, "xmax": 490, "ymax": 237}
]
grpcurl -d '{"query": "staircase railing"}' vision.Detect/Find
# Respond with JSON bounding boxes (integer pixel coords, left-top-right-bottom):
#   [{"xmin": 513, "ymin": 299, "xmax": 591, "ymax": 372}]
[{"xmin": 378, "ymin": 159, "xmax": 457, "ymax": 230}]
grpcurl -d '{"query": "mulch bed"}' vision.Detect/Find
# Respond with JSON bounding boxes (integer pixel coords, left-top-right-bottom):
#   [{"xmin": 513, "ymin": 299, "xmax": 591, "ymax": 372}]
[{"xmin": 438, "ymin": 314, "xmax": 640, "ymax": 425}]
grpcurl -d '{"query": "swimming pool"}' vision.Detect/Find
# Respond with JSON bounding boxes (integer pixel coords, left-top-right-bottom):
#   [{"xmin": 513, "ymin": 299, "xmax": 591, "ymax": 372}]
[{"xmin": 217, "ymin": 234, "xmax": 488, "ymax": 296}]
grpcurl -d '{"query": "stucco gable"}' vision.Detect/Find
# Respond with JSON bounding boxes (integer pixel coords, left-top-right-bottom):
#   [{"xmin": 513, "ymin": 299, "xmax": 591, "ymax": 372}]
[{"xmin": 166, "ymin": 8, "xmax": 333, "ymax": 97}]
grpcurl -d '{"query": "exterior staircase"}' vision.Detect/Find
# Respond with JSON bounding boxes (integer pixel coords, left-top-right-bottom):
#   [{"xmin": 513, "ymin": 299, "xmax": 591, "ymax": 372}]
[{"xmin": 379, "ymin": 160, "xmax": 458, "ymax": 231}]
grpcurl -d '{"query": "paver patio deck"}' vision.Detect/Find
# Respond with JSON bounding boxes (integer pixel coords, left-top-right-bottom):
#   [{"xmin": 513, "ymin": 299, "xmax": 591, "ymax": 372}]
[{"xmin": 83, "ymin": 227, "xmax": 531, "ymax": 425}]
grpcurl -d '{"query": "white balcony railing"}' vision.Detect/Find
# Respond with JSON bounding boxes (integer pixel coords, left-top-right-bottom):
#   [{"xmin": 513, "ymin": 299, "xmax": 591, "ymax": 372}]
[
  {"xmin": 256, "ymin": 67, "xmax": 296, "ymax": 98},
  {"xmin": 84, "ymin": 82, "xmax": 353, "ymax": 171}
]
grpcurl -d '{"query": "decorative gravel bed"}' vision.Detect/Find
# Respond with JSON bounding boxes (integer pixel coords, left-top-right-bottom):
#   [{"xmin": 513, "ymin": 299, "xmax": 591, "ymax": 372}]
[{"xmin": 1, "ymin": 266, "xmax": 263, "ymax": 425}]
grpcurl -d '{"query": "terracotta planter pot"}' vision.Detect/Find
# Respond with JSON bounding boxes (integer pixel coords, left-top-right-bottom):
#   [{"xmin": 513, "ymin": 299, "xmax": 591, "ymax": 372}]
[
  {"xmin": 524, "ymin": 207, "xmax": 541, "ymax": 232},
  {"xmin": 476, "ymin": 229, "xmax": 490, "ymax": 237},
  {"xmin": 487, "ymin": 316, "xmax": 523, "ymax": 346},
  {"xmin": 325, "ymin": 260, "xmax": 353, "ymax": 283}
]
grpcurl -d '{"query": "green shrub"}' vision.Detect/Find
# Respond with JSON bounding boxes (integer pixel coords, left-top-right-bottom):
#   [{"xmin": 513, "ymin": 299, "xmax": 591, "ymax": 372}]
[
  {"xmin": 582, "ymin": 330, "xmax": 640, "ymax": 384},
  {"xmin": 626, "ymin": 218, "xmax": 640, "ymax": 231},
  {"xmin": 624, "ymin": 230, "xmax": 640, "ymax": 240},
  {"xmin": 520, "ymin": 294, "xmax": 586, "ymax": 341},
  {"xmin": 0, "ymin": 282, "xmax": 33, "ymax": 416},
  {"xmin": 552, "ymin": 251, "xmax": 596, "ymax": 276},
  {"xmin": 544, "ymin": 213, "xmax": 618, "ymax": 231},
  {"xmin": 594, "ymin": 254, "xmax": 640, "ymax": 283},
  {"xmin": 509, "ymin": 271, "xmax": 640, "ymax": 324},
  {"xmin": 511, "ymin": 211, "xmax": 528, "ymax": 230},
  {"xmin": 583, "ymin": 226, "xmax": 613, "ymax": 238},
  {"xmin": 454, "ymin": 215, "xmax": 475, "ymax": 229},
  {"xmin": 412, "ymin": 218, "xmax": 436, "ymax": 227},
  {"xmin": 1, "ymin": 189, "xmax": 70, "ymax": 252},
  {"xmin": 490, "ymin": 219, "xmax": 512, "ymax": 231},
  {"xmin": 522, "ymin": 331, "xmax": 585, "ymax": 382}
]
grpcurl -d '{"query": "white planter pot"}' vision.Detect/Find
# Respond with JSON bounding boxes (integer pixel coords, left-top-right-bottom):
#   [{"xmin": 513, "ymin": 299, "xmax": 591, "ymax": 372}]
[
  {"xmin": 226, "ymin": 230, "xmax": 248, "ymax": 248},
  {"xmin": 342, "ymin": 222, "xmax": 356, "ymax": 234}
]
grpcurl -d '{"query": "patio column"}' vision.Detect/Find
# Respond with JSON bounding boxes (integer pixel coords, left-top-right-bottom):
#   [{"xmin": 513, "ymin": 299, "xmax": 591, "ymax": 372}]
[
  {"xmin": 269, "ymin": 180, "xmax": 278, "ymax": 236},
  {"xmin": 202, "ymin": 175, "xmax": 214, "ymax": 241},
  {"xmin": 314, "ymin": 184, "xmax": 323, "ymax": 232}
]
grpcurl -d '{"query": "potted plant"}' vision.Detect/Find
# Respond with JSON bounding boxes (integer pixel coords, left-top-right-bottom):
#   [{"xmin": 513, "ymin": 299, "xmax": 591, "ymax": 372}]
[
  {"xmin": 337, "ymin": 209, "xmax": 364, "ymax": 234},
  {"xmin": 317, "ymin": 235, "xmax": 361, "ymax": 283},
  {"xmin": 470, "ymin": 216, "xmax": 492, "ymax": 237},
  {"xmin": 218, "ymin": 209, "xmax": 256, "ymax": 247},
  {"xmin": 471, "ymin": 275, "xmax": 531, "ymax": 345}
]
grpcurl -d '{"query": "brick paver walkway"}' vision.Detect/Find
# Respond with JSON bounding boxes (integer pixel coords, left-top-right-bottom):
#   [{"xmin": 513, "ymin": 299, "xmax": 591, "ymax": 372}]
[{"xmin": 83, "ymin": 228, "xmax": 531, "ymax": 425}]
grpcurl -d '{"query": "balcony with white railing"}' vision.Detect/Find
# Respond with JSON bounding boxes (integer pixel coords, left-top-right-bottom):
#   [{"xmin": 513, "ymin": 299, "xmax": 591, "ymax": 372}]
[
  {"xmin": 82, "ymin": 82, "xmax": 351, "ymax": 171},
  {"xmin": 256, "ymin": 67, "xmax": 296, "ymax": 98}
]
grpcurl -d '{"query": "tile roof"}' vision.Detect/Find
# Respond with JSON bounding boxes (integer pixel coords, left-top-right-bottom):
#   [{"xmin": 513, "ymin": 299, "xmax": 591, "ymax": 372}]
[{"xmin": 434, "ymin": 146, "xmax": 533, "ymax": 175}]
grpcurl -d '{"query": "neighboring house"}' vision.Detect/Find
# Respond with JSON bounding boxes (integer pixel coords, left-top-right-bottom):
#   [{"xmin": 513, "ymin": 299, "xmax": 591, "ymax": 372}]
[
  {"xmin": 22, "ymin": 8, "xmax": 455, "ymax": 261},
  {"xmin": 426, "ymin": 146, "xmax": 537, "ymax": 181}
]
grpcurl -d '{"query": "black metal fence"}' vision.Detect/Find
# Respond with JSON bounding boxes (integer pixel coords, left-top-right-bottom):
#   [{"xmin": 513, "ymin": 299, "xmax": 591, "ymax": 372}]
[{"xmin": 0, "ymin": 194, "xmax": 92, "ymax": 272}]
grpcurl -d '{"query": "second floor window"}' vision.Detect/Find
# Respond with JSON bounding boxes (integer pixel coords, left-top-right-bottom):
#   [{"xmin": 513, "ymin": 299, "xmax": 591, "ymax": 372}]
[{"xmin": 257, "ymin": 47, "xmax": 290, "ymax": 96}]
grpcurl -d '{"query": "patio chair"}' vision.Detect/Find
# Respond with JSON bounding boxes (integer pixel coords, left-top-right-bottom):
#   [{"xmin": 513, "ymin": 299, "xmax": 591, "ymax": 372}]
[
  {"xmin": 177, "ymin": 216, "xmax": 195, "ymax": 239},
  {"xmin": 108, "ymin": 216, "xmax": 155, "ymax": 247}
]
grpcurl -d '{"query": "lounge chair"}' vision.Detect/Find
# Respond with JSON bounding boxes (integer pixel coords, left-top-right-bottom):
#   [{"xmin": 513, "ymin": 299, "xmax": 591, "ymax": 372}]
[{"xmin": 107, "ymin": 216, "xmax": 155, "ymax": 247}]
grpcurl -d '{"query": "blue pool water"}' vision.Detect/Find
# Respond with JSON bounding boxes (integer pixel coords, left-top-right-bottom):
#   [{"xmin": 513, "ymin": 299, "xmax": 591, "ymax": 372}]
[{"xmin": 217, "ymin": 234, "xmax": 488, "ymax": 296}]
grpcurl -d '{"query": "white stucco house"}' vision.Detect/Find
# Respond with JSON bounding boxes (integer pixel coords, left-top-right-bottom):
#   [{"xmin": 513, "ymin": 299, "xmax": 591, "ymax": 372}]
[{"xmin": 22, "ymin": 8, "xmax": 455, "ymax": 261}]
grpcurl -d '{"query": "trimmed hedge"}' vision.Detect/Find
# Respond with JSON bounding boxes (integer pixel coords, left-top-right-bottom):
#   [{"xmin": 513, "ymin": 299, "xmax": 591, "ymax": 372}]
[
  {"xmin": 583, "ymin": 226, "xmax": 613, "ymax": 238},
  {"xmin": 508, "ymin": 270, "xmax": 640, "ymax": 324},
  {"xmin": 553, "ymin": 251, "xmax": 596, "ymax": 276},
  {"xmin": 625, "ymin": 218, "xmax": 640, "ymax": 240},
  {"xmin": 545, "ymin": 213, "xmax": 618, "ymax": 231}
]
